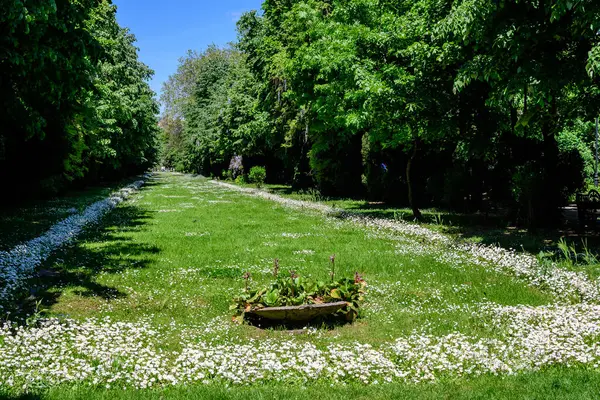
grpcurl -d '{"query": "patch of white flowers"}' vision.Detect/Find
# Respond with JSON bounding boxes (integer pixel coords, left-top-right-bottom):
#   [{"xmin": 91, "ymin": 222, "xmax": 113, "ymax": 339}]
[
  {"xmin": 293, "ymin": 250, "xmax": 315, "ymax": 255},
  {"xmin": 211, "ymin": 181, "xmax": 600, "ymax": 303},
  {"xmin": 0, "ymin": 178, "xmax": 147, "ymax": 304},
  {"xmin": 2, "ymin": 302, "xmax": 600, "ymax": 389}
]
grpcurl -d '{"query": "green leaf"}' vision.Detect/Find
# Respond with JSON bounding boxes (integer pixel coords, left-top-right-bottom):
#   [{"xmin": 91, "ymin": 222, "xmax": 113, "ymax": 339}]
[{"xmin": 263, "ymin": 289, "xmax": 280, "ymax": 307}]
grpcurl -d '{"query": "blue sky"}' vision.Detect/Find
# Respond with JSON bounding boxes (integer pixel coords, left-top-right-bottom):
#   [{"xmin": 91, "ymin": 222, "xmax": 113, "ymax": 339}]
[{"xmin": 113, "ymin": 0, "xmax": 263, "ymax": 102}]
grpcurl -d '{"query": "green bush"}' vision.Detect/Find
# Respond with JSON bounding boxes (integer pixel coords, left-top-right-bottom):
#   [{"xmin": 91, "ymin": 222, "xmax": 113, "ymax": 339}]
[
  {"xmin": 174, "ymin": 161, "xmax": 186, "ymax": 173},
  {"xmin": 222, "ymin": 169, "xmax": 233, "ymax": 181},
  {"xmin": 248, "ymin": 166, "xmax": 267, "ymax": 187},
  {"xmin": 235, "ymin": 175, "xmax": 246, "ymax": 184}
]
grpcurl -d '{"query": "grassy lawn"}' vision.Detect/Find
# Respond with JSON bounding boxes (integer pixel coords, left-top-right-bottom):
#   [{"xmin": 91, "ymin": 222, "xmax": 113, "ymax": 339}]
[{"xmin": 2, "ymin": 172, "xmax": 600, "ymax": 398}]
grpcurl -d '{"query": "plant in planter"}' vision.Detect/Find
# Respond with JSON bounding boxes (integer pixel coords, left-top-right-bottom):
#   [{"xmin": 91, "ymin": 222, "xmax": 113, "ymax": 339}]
[{"xmin": 231, "ymin": 258, "xmax": 366, "ymax": 325}]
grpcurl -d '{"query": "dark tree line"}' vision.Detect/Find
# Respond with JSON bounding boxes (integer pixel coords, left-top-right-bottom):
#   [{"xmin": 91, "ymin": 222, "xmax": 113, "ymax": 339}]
[
  {"xmin": 160, "ymin": 0, "xmax": 600, "ymax": 227},
  {"xmin": 1, "ymin": 0, "xmax": 159, "ymax": 202}
]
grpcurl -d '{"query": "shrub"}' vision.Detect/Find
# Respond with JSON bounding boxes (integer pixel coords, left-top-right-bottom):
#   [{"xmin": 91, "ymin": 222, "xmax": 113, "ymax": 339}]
[
  {"xmin": 222, "ymin": 169, "xmax": 233, "ymax": 181},
  {"xmin": 174, "ymin": 161, "xmax": 186, "ymax": 173},
  {"xmin": 248, "ymin": 166, "xmax": 267, "ymax": 188},
  {"xmin": 235, "ymin": 175, "xmax": 246, "ymax": 184}
]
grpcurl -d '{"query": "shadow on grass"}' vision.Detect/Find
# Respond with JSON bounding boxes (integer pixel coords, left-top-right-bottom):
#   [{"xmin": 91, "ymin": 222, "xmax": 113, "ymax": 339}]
[
  {"xmin": 342, "ymin": 201, "xmax": 506, "ymax": 225},
  {"xmin": 138, "ymin": 177, "xmax": 162, "ymax": 190},
  {"xmin": 291, "ymin": 189, "xmax": 600, "ymax": 257},
  {"xmin": 0, "ymin": 175, "xmax": 157, "ymax": 252},
  {"xmin": 315, "ymin": 195, "xmax": 600, "ymax": 257},
  {"xmin": 440, "ymin": 221, "xmax": 600, "ymax": 259},
  {"xmin": 266, "ymin": 184, "xmax": 508, "ymax": 228},
  {"xmin": 6, "ymin": 203, "xmax": 159, "ymax": 322},
  {"xmin": 2, "ymin": 395, "xmax": 42, "ymax": 400},
  {"xmin": 265, "ymin": 185, "xmax": 295, "ymax": 196},
  {"xmin": 244, "ymin": 313, "xmax": 355, "ymax": 332}
]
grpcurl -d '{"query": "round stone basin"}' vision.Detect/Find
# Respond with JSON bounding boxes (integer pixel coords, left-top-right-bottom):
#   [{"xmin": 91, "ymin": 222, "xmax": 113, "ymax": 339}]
[{"xmin": 249, "ymin": 301, "xmax": 348, "ymax": 322}]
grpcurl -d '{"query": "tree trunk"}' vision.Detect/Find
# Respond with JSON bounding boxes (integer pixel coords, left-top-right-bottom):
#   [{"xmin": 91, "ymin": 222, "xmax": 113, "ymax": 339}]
[
  {"xmin": 292, "ymin": 116, "xmax": 312, "ymax": 190},
  {"xmin": 537, "ymin": 94, "xmax": 561, "ymax": 228},
  {"xmin": 406, "ymin": 142, "xmax": 422, "ymax": 220}
]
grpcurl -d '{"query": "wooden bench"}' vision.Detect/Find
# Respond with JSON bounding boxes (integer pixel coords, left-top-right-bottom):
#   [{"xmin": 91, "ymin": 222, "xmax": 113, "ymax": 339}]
[{"xmin": 577, "ymin": 189, "xmax": 600, "ymax": 228}]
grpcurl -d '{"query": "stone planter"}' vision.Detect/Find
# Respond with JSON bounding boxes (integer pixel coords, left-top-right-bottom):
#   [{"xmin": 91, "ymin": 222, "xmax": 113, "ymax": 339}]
[{"xmin": 248, "ymin": 301, "xmax": 348, "ymax": 322}]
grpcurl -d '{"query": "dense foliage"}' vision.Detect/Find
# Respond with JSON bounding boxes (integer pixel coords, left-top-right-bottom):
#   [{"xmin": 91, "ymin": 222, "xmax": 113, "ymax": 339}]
[
  {"xmin": 162, "ymin": 0, "xmax": 600, "ymax": 227},
  {"xmin": 1, "ymin": 0, "xmax": 159, "ymax": 201}
]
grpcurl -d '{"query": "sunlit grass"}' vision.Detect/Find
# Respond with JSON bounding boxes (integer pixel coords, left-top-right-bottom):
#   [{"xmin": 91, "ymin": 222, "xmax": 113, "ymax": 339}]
[
  {"xmin": 253, "ymin": 182, "xmax": 600, "ymax": 272},
  {"xmin": 23, "ymin": 174, "xmax": 554, "ymax": 337}
]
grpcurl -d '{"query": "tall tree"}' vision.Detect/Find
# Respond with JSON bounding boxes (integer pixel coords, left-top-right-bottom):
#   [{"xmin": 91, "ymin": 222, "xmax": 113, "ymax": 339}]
[
  {"xmin": 0, "ymin": 0, "xmax": 101, "ymax": 197},
  {"xmin": 0, "ymin": 0, "xmax": 160, "ymax": 201},
  {"xmin": 440, "ymin": 0, "xmax": 600, "ymax": 225},
  {"xmin": 85, "ymin": 1, "xmax": 160, "ymax": 179}
]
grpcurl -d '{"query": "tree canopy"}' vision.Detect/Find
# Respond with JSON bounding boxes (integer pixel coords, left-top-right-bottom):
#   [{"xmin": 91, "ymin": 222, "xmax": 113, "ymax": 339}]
[
  {"xmin": 4, "ymin": 0, "xmax": 597, "ymax": 227},
  {"xmin": 1, "ymin": 0, "xmax": 159, "ymax": 201},
  {"xmin": 159, "ymin": 0, "xmax": 600, "ymax": 227}
]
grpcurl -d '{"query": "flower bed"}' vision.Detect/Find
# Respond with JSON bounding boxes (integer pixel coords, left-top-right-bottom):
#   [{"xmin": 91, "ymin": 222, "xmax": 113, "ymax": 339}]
[
  {"xmin": 3, "ymin": 303, "xmax": 600, "ymax": 389},
  {"xmin": 231, "ymin": 264, "xmax": 366, "ymax": 324}
]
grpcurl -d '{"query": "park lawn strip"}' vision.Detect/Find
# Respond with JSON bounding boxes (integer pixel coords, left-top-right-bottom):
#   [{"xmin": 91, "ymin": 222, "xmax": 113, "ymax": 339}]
[
  {"xmin": 1, "ymin": 172, "xmax": 600, "ymax": 395},
  {"xmin": 253, "ymin": 182, "xmax": 600, "ymax": 266},
  {"xmin": 213, "ymin": 180, "xmax": 600, "ymax": 303},
  {"xmin": 34, "ymin": 173, "xmax": 553, "ymax": 330}
]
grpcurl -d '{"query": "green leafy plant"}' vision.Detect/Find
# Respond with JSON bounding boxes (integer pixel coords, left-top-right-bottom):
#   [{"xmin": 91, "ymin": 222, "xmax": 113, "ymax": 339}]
[
  {"xmin": 393, "ymin": 211, "xmax": 406, "ymax": 221},
  {"xmin": 248, "ymin": 166, "xmax": 267, "ymax": 188},
  {"xmin": 231, "ymin": 263, "xmax": 366, "ymax": 324},
  {"xmin": 555, "ymin": 238, "xmax": 599, "ymax": 267},
  {"xmin": 221, "ymin": 169, "xmax": 233, "ymax": 181},
  {"xmin": 295, "ymin": 187, "xmax": 324, "ymax": 203},
  {"xmin": 557, "ymin": 237, "xmax": 578, "ymax": 266},
  {"xmin": 25, "ymin": 300, "xmax": 47, "ymax": 327},
  {"xmin": 581, "ymin": 239, "xmax": 598, "ymax": 265},
  {"xmin": 431, "ymin": 212, "xmax": 444, "ymax": 226}
]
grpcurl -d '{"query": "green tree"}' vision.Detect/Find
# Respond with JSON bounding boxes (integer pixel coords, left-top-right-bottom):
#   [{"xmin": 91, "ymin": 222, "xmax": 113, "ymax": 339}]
[
  {"xmin": 85, "ymin": 1, "xmax": 160, "ymax": 179},
  {"xmin": 0, "ymin": 0, "xmax": 101, "ymax": 198},
  {"xmin": 440, "ymin": 0, "xmax": 600, "ymax": 226},
  {"xmin": 0, "ymin": 0, "xmax": 160, "ymax": 201}
]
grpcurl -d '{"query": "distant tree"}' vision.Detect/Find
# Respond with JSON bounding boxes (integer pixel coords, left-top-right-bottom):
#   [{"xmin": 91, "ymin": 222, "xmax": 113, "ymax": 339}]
[{"xmin": 85, "ymin": 1, "xmax": 160, "ymax": 179}]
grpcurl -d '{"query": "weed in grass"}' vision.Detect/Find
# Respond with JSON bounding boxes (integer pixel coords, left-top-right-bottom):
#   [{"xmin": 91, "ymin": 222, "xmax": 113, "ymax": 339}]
[{"xmin": 431, "ymin": 212, "xmax": 444, "ymax": 226}]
